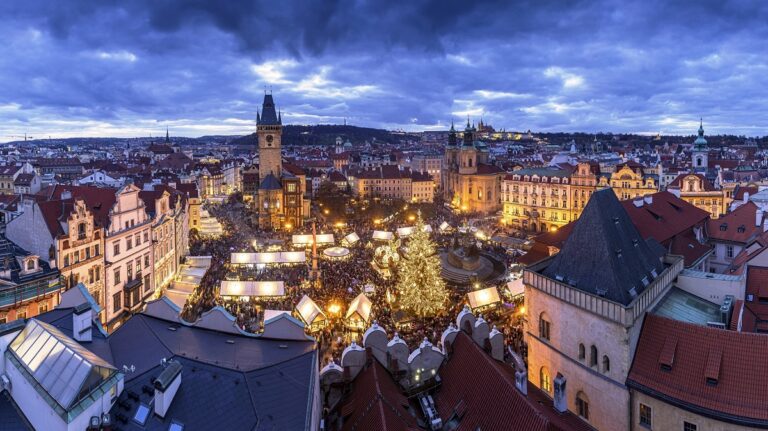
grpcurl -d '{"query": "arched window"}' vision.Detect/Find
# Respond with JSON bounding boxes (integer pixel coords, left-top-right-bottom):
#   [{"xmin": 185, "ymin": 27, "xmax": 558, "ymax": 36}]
[
  {"xmin": 602, "ymin": 355, "xmax": 610, "ymax": 373},
  {"xmin": 77, "ymin": 222, "xmax": 86, "ymax": 239},
  {"xmin": 578, "ymin": 343, "xmax": 585, "ymax": 361},
  {"xmin": 26, "ymin": 259, "xmax": 35, "ymax": 271},
  {"xmin": 590, "ymin": 345, "xmax": 598, "ymax": 367},
  {"xmin": 540, "ymin": 367, "xmax": 551, "ymax": 393},
  {"xmin": 539, "ymin": 312, "xmax": 551, "ymax": 341},
  {"xmin": 576, "ymin": 391, "xmax": 590, "ymax": 420}
]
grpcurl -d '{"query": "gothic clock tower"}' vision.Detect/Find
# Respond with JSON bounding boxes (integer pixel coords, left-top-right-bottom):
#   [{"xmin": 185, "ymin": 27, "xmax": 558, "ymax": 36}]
[{"xmin": 257, "ymin": 93, "xmax": 282, "ymax": 178}]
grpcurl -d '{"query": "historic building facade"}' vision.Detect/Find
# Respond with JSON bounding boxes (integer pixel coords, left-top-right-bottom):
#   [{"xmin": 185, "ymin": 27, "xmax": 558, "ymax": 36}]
[
  {"xmin": 609, "ymin": 161, "xmax": 658, "ymax": 201},
  {"xmin": 443, "ymin": 121, "xmax": 504, "ymax": 214},
  {"xmin": 668, "ymin": 173, "xmax": 728, "ymax": 218}
]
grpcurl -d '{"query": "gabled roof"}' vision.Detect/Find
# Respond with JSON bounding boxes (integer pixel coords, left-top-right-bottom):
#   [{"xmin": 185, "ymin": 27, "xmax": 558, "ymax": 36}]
[
  {"xmin": 37, "ymin": 185, "xmax": 117, "ymax": 229},
  {"xmin": 541, "ymin": 188, "xmax": 665, "ymax": 305},
  {"xmin": 627, "ymin": 314, "xmax": 768, "ymax": 427},
  {"xmin": 668, "ymin": 173, "xmax": 716, "ymax": 191}
]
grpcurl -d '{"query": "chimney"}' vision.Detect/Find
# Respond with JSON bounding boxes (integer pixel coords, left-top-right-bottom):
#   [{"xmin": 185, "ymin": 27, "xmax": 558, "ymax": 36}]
[
  {"xmin": 763, "ymin": 219, "xmax": 768, "ymax": 233},
  {"xmin": 553, "ymin": 373, "xmax": 567, "ymax": 413},
  {"xmin": 644, "ymin": 195, "xmax": 653, "ymax": 205},
  {"xmin": 73, "ymin": 303, "xmax": 92, "ymax": 342},
  {"xmin": 153, "ymin": 361, "xmax": 182, "ymax": 418},
  {"xmin": 757, "ymin": 209, "xmax": 764, "ymax": 227},
  {"xmin": 744, "ymin": 192, "xmax": 750, "ymax": 203}
]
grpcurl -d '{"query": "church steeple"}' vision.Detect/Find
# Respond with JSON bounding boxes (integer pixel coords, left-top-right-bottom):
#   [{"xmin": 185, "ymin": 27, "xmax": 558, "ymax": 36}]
[
  {"xmin": 165, "ymin": 127, "xmax": 170, "ymax": 143},
  {"xmin": 448, "ymin": 120, "xmax": 457, "ymax": 147}
]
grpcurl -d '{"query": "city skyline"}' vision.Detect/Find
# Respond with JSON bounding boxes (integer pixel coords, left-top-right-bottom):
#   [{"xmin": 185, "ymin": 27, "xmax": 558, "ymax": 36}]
[{"xmin": 1, "ymin": 0, "xmax": 767, "ymax": 141}]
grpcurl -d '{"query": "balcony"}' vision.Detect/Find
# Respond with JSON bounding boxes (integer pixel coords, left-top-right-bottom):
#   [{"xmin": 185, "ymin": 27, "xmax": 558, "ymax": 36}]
[{"xmin": 0, "ymin": 276, "xmax": 62, "ymax": 309}]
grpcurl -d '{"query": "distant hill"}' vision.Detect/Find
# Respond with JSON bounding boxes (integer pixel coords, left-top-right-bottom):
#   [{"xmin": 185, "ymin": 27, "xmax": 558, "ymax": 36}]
[{"xmin": 229, "ymin": 124, "xmax": 404, "ymax": 147}]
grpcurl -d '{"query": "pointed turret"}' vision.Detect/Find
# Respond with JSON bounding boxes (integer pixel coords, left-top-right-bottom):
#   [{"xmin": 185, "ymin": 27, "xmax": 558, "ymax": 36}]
[
  {"xmin": 447, "ymin": 120, "xmax": 457, "ymax": 147},
  {"xmin": 257, "ymin": 93, "xmax": 280, "ymax": 126}
]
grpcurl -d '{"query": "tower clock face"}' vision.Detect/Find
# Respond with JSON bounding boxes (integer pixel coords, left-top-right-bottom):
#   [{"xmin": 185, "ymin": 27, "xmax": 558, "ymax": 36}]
[{"xmin": 266, "ymin": 135, "xmax": 274, "ymax": 144}]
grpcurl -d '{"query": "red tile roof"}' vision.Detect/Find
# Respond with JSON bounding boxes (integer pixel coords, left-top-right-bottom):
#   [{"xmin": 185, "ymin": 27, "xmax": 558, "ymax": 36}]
[
  {"xmin": 339, "ymin": 359, "xmax": 419, "ymax": 431},
  {"xmin": 623, "ymin": 191, "xmax": 709, "ymax": 244},
  {"xmin": 475, "ymin": 163, "xmax": 504, "ymax": 175},
  {"xmin": 436, "ymin": 332, "xmax": 594, "ymax": 431},
  {"xmin": 627, "ymin": 314, "xmax": 768, "ymax": 427},
  {"xmin": 38, "ymin": 184, "xmax": 117, "ymax": 229},
  {"xmin": 707, "ymin": 201, "xmax": 762, "ymax": 244}
]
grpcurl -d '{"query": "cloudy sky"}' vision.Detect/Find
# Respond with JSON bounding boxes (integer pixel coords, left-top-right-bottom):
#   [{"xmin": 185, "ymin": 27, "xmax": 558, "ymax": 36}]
[{"xmin": 0, "ymin": 0, "xmax": 767, "ymax": 141}]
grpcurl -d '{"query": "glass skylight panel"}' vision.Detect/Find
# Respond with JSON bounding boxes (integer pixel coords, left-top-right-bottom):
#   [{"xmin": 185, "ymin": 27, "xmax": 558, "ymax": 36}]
[
  {"xmin": 169, "ymin": 421, "xmax": 185, "ymax": 431},
  {"xmin": 8, "ymin": 319, "xmax": 116, "ymax": 411},
  {"xmin": 133, "ymin": 403, "xmax": 151, "ymax": 425}
]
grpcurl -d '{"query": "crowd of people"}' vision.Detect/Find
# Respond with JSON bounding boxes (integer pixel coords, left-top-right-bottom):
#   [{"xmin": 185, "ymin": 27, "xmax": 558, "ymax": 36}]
[{"xmin": 182, "ymin": 197, "xmax": 529, "ymax": 368}]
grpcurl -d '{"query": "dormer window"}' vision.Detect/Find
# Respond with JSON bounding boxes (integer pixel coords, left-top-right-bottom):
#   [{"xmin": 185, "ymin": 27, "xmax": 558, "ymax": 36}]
[{"xmin": 26, "ymin": 259, "xmax": 36, "ymax": 271}]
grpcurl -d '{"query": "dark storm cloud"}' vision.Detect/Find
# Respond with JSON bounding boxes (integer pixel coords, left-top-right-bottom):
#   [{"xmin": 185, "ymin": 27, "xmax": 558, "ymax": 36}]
[{"xmin": 0, "ymin": 0, "xmax": 767, "ymax": 139}]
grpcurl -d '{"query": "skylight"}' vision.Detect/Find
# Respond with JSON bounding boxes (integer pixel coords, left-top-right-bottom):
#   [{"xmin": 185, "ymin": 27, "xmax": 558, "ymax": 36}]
[
  {"xmin": 8, "ymin": 319, "xmax": 117, "ymax": 411},
  {"xmin": 133, "ymin": 403, "xmax": 150, "ymax": 425}
]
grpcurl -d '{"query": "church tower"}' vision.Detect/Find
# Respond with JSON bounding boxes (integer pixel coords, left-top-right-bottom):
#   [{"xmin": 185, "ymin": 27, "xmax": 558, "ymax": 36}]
[
  {"xmin": 691, "ymin": 118, "xmax": 708, "ymax": 170},
  {"xmin": 257, "ymin": 93, "xmax": 283, "ymax": 178}
]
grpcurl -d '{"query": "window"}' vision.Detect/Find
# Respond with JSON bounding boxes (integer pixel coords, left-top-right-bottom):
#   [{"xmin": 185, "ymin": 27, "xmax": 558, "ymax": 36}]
[
  {"xmin": 95, "ymin": 265, "xmax": 101, "ymax": 281},
  {"xmin": 144, "ymin": 231, "xmax": 149, "ymax": 243},
  {"xmin": 726, "ymin": 245, "xmax": 734, "ymax": 258},
  {"xmin": 539, "ymin": 313, "xmax": 551, "ymax": 341},
  {"xmin": 144, "ymin": 274, "xmax": 151, "ymax": 294},
  {"xmin": 126, "ymin": 237, "xmax": 132, "ymax": 250},
  {"xmin": 113, "ymin": 242, "xmax": 120, "ymax": 256},
  {"xmin": 540, "ymin": 367, "xmax": 551, "ymax": 393},
  {"xmin": 26, "ymin": 260, "xmax": 35, "ymax": 270},
  {"xmin": 113, "ymin": 292, "xmax": 122, "ymax": 313},
  {"xmin": 133, "ymin": 403, "xmax": 150, "ymax": 425},
  {"xmin": 17, "ymin": 311, "xmax": 27, "ymax": 320},
  {"xmin": 114, "ymin": 268, "xmax": 121, "ymax": 286},
  {"xmin": 39, "ymin": 304, "xmax": 49, "ymax": 314},
  {"xmin": 590, "ymin": 345, "xmax": 598, "ymax": 367},
  {"xmin": 126, "ymin": 263, "xmax": 133, "ymax": 281},
  {"xmin": 144, "ymin": 254, "xmax": 150, "ymax": 268},
  {"xmin": 576, "ymin": 392, "xmax": 589, "ymax": 420},
  {"xmin": 683, "ymin": 422, "xmax": 697, "ymax": 431},
  {"xmin": 603, "ymin": 355, "xmax": 610, "ymax": 373},
  {"xmin": 94, "ymin": 244, "xmax": 100, "ymax": 256},
  {"xmin": 77, "ymin": 222, "xmax": 86, "ymax": 239},
  {"xmin": 578, "ymin": 343, "xmax": 585, "ymax": 360},
  {"xmin": 135, "ymin": 233, "xmax": 141, "ymax": 245},
  {"xmin": 639, "ymin": 403, "xmax": 652, "ymax": 428},
  {"xmin": 88, "ymin": 268, "xmax": 94, "ymax": 284}
]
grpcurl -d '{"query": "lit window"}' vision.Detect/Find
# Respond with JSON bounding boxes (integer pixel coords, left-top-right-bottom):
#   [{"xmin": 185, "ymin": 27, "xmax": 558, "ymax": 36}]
[{"xmin": 540, "ymin": 367, "xmax": 551, "ymax": 393}]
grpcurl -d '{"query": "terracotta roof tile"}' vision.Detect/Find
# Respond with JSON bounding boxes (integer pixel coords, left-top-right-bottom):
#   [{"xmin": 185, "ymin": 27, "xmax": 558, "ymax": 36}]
[{"xmin": 627, "ymin": 314, "xmax": 768, "ymax": 426}]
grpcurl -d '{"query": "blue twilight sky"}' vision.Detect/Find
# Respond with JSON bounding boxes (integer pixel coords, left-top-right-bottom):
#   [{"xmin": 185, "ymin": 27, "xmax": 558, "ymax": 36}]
[{"xmin": 0, "ymin": 0, "xmax": 767, "ymax": 141}]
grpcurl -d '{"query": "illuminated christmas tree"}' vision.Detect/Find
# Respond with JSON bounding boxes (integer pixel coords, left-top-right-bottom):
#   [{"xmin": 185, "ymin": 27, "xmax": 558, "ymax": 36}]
[{"xmin": 395, "ymin": 211, "xmax": 448, "ymax": 317}]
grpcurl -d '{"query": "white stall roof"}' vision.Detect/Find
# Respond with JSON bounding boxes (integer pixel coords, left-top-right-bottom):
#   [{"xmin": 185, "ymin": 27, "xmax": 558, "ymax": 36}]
[
  {"xmin": 396, "ymin": 225, "xmax": 432, "ymax": 238},
  {"xmin": 220, "ymin": 280, "xmax": 285, "ymax": 297},
  {"xmin": 467, "ymin": 286, "xmax": 501, "ymax": 310},
  {"xmin": 230, "ymin": 251, "xmax": 306, "ymax": 265},
  {"xmin": 9, "ymin": 319, "xmax": 117, "ymax": 410},
  {"xmin": 323, "ymin": 247, "xmax": 350, "ymax": 258},
  {"xmin": 296, "ymin": 295, "xmax": 326, "ymax": 326},
  {"xmin": 292, "ymin": 234, "xmax": 335, "ymax": 246},
  {"xmin": 439, "ymin": 221, "xmax": 451, "ymax": 231},
  {"xmin": 372, "ymin": 230, "xmax": 395, "ymax": 241},
  {"xmin": 344, "ymin": 232, "xmax": 360, "ymax": 245},
  {"xmin": 346, "ymin": 293, "xmax": 373, "ymax": 322},
  {"xmin": 507, "ymin": 279, "xmax": 525, "ymax": 297}
]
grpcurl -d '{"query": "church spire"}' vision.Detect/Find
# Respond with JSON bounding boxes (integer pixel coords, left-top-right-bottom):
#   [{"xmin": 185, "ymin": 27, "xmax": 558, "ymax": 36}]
[{"xmin": 165, "ymin": 127, "xmax": 170, "ymax": 143}]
